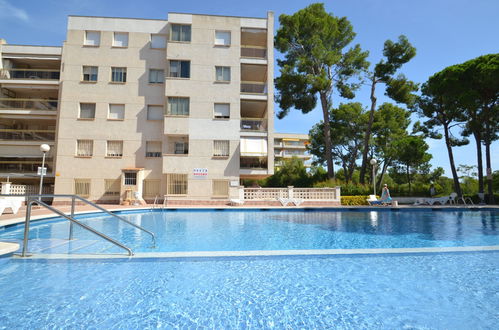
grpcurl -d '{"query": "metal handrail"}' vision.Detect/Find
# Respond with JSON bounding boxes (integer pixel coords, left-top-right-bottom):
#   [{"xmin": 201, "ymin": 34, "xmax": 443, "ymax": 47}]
[{"xmin": 21, "ymin": 198, "xmax": 132, "ymax": 256}]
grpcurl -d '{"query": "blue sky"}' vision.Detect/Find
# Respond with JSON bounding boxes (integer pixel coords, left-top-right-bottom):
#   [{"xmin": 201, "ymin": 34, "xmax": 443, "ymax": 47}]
[{"xmin": 1, "ymin": 0, "xmax": 498, "ymax": 175}]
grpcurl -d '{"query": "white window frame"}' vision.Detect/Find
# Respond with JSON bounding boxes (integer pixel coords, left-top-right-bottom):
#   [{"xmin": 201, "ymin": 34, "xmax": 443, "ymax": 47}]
[
  {"xmin": 215, "ymin": 66, "xmax": 230, "ymax": 82},
  {"xmin": 145, "ymin": 141, "xmax": 162, "ymax": 158},
  {"xmin": 170, "ymin": 24, "xmax": 191, "ymax": 42},
  {"xmin": 166, "ymin": 173, "xmax": 188, "ymax": 195},
  {"xmin": 108, "ymin": 104, "xmax": 125, "ymax": 120},
  {"xmin": 82, "ymin": 66, "xmax": 98, "ymax": 82},
  {"xmin": 74, "ymin": 179, "xmax": 91, "ymax": 197},
  {"xmin": 215, "ymin": 31, "xmax": 231, "ymax": 46},
  {"xmin": 167, "ymin": 97, "xmax": 189, "ymax": 116},
  {"xmin": 214, "ymin": 103, "xmax": 230, "ymax": 119},
  {"xmin": 79, "ymin": 103, "xmax": 96, "ymax": 119},
  {"xmin": 168, "ymin": 60, "xmax": 190, "ymax": 78},
  {"xmin": 76, "ymin": 140, "xmax": 93, "ymax": 157},
  {"xmin": 106, "ymin": 140, "xmax": 123, "ymax": 157},
  {"xmin": 213, "ymin": 140, "xmax": 230, "ymax": 157},
  {"xmin": 111, "ymin": 67, "xmax": 127, "ymax": 83},
  {"xmin": 84, "ymin": 31, "xmax": 100, "ymax": 46},
  {"xmin": 113, "ymin": 32, "xmax": 129, "ymax": 47}
]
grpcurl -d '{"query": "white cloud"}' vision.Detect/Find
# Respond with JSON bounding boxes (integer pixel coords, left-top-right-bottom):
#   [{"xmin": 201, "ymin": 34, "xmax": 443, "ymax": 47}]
[{"xmin": 0, "ymin": 0, "xmax": 29, "ymax": 22}]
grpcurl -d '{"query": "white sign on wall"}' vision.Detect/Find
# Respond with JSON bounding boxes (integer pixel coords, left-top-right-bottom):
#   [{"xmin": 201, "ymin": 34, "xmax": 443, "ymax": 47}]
[{"xmin": 193, "ymin": 168, "xmax": 208, "ymax": 179}]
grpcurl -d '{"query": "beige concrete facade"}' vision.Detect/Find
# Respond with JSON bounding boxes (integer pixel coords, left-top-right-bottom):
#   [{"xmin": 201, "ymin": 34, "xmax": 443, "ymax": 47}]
[{"xmin": 50, "ymin": 12, "xmax": 274, "ymax": 203}]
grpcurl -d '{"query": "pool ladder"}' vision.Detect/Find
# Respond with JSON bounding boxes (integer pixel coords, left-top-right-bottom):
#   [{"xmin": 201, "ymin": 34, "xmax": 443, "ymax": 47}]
[{"xmin": 8, "ymin": 194, "xmax": 156, "ymax": 257}]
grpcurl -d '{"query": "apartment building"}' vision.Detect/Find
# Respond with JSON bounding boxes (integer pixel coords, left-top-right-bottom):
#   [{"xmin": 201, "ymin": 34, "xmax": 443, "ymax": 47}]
[
  {"xmin": 50, "ymin": 12, "xmax": 274, "ymax": 203},
  {"xmin": 0, "ymin": 40, "xmax": 61, "ymax": 193},
  {"xmin": 274, "ymin": 133, "xmax": 311, "ymax": 168}
]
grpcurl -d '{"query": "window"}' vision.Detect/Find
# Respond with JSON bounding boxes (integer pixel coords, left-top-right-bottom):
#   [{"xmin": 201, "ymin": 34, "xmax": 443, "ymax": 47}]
[
  {"xmin": 82, "ymin": 66, "xmax": 98, "ymax": 81},
  {"xmin": 79, "ymin": 103, "xmax": 96, "ymax": 119},
  {"xmin": 150, "ymin": 34, "xmax": 167, "ymax": 48},
  {"xmin": 215, "ymin": 31, "xmax": 231, "ymax": 46},
  {"xmin": 146, "ymin": 141, "xmax": 162, "ymax": 157},
  {"xmin": 111, "ymin": 67, "xmax": 127, "ymax": 83},
  {"xmin": 108, "ymin": 104, "xmax": 125, "ymax": 120},
  {"xmin": 213, "ymin": 140, "xmax": 229, "ymax": 157},
  {"xmin": 74, "ymin": 179, "xmax": 91, "ymax": 197},
  {"xmin": 166, "ymin": 173, "xmax": 187, "ymax": 195},
  {"xmin": 147, "ymin": 105, "xmax": 163, "ymax": 120},
  {"xmin": 149, "ymin": 69, "xmax": 164, "ymax": 83},
  {"xmin": 76, "ymin": 140, "xmax": 93, "ymax": 157},
  {"xmin": 170, "ymin": 24, "xmax": 191, "ymax": 42},
  {"xmin": 113, "ymin": 32, "xmax": 128, "ymax": 47},
  {"xmin": 174, "ymin": 142, "xmax": 188, "ymax": 155},
  {"xmin": 212, "ymin": 180, "xmax": 229, "ymax": 197},
  {"xmin": 167, "ymin": 97, "xmax": 189, "ymax": 116},
  {"xmin": 104, "ymin": 179, "xmax": 120, "ymax": 196},
  {"xmin": 143, "ymin": 180, "xmax": 160, "ymax": 198},
  {"xmin": 168, "ymin": 60, "xmax": 190, "ymax": 78},
  {"xmin": 124, "ymin": 172, "xmax": 137, "ymax": 186},
  {"xmin": 214, "ymin": 103, "xmax": 230, "ymax": 119},
  {"xmin": 106, "ymin": 140, "xmax": 123, "ymax": 157},
  {"xmin": 84, "ymin": 31, "xmax": 100, "ymax": 46},
  {"xmin": 215, "ymin": 66, "xmax": 230, "ymax": 82}
]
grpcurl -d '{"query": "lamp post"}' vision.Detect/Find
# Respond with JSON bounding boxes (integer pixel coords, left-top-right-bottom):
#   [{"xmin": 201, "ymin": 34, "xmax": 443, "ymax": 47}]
[
  {"xmin": 370, "ymin": 158, "xmax": 377, "ymax": 196},
  {"xmin": 38, "ymin": 144, "xmax": 50, "ymax": 201}
]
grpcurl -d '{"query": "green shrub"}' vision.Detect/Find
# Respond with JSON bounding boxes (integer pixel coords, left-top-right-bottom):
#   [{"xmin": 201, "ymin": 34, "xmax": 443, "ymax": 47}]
[{"xmin": 341, "ymin": 195, "xmax": 371, "ymax": 206}]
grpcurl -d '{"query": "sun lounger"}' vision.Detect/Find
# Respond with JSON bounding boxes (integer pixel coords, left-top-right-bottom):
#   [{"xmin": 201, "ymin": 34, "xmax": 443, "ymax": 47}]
[
  {"xmin": 229, "ymin": 199, "xmax": 244, "ymax": 206},
  {"xmin": 0, "ymin": 197, "xmax": 23, "ymax": 215}
]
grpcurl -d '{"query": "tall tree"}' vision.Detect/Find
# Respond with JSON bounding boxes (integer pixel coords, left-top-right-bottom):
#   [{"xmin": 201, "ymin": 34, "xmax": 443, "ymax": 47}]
[
  {"xmin": 416, "ymin": 69, "xmax": 469, "ymax": 197},
  {"xmin": 372, "ymin": 103, "xmax": 411, "ymax": 191},
  {"xmin": 274, "ymin": 3, "xmax": 369, "ymax": 179},
  {"xmin": 358, "ymin": 35, "xmax": 417, "ymax": 184},
  {"xmin": 308, "ymin": 102, "xmax": 367, "ymax": 183},
  {"xmin": 458, "ymin": 54, "xmax": 499, "ymax": 203}
]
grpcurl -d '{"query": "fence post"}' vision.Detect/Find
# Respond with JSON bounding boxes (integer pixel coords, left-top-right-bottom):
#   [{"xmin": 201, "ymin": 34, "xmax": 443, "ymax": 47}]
[
  {"xmin": 238, "ymin": 186, "xmax": 245, "ymax": 200},
  {"xmin": 1, "ymin": 182, "xmax": 11, "ymax": 194},
  {"xmin": 288, "ymin": 186, "xmax": 294, "ymax": 199},
  {"xmin": 335, "ymin": 186, "xmax": 341, "ymax": 202}
]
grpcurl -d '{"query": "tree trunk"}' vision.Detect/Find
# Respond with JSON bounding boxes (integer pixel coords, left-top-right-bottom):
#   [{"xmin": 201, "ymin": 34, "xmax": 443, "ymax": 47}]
[
  {"xmin": 473, "ymin": 132, "xmax": 484, "ymax": 195},
  {"xmin": 485, "ymin": 139, "xmax": 494, "ymax": 204},
  {"xmin": 319, "ymin": 92, "xmax": 334, "ymax": 179},
  {"xmin": 377, "ymin": 159, "xmax": 390, "ymax": 192},
  {"xmin": 443, "ymin": 123, "xmax": 462, "ymax": 196},
  {"xmin": 359, "ymin": 77, "xmax": 377, "ymax": 184},
  {"xmin": 406, "ymin": 165, "xmax": 411, "ymax": 193}
]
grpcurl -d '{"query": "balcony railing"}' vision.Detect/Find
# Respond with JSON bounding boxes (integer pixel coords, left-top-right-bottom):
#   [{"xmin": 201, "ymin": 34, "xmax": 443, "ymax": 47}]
[
  {"xmin": 0, "ymin": 98, "xmax": 58, "ymax": 111},
  {"xmin": 241, "ymin": 118, "xmax": 267, "ymax": 132},
  {"xmin": 240, "ymin": 157, "xmax": 268, "ymax": 169},
  {"xmin": 241, "ymin": 81, "xmax": 267, "ymax": 94},
  {"xmin": 0, "ymin": 129, "xmax": 56, "ymax": 141},
  {"xmin": 0, "ymin": 68, "xmax": 60, "ymax": 80},
  {"xmin": 0, "ymin": 161, "xmax": 53, "ymax": 173},
  {"xmin": 283, "ymin": 150, "xmax": 306, "ymax": 156},
  {"xmin": 283, "ymin": 141, "xmax": 305, "ymax": 147},
  {"xmin": 241, "ymin": 46, "xmax": 267, "ymax": 59}
]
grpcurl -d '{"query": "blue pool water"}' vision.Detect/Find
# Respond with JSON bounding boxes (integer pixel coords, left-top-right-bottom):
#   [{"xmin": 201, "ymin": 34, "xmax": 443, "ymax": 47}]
[
  {"xmin": 0, "ymin": 209, "xmax": 498, "ymax": 328},
  {"xmin": 0, "ymin": 209, "xmax": 498, "ymax": 253},
  {"xmin": 0, "ymin": 252, "xmax": 498, "ymax": 328}
]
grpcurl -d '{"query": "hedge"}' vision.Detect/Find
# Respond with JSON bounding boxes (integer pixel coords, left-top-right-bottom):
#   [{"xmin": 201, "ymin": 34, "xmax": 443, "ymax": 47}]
[{"xmin": 341, "ymin": 195, "xmax": 373, "ymax": 206}]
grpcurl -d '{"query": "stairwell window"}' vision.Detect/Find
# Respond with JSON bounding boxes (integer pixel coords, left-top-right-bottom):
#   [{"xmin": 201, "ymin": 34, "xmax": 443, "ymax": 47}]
[
  {"xmin": 82, "ymin": 66, "xmax": 98, "ymax": 82},
  {"xmin": 111, "ymin": 67, "xmax": 127, "ymax": 83},
  {"xmin": 113, "ymin": 32, "xmax": 128, "ymax": 47},
  {"xmin": 147, "ymin": 105, "xmax": 163, "ymax": 120},
  {"xmin": 79, "ymin": 103, "xmax": 96, "ymax": 119},
  {"xmin": 146, "ymin": 141, "xmax": 162, "ymax": 157},
  {"xmin": 106, "ymin": 140, "xmax": 123, "ymax": 157},
  {"xmin": 214, "ymin": 103, "xmax": 230, "ymax": 119},
  {"xmin": 124, "ymin": 172, "xmax": 137, "ymax": 186},
  {"xmin": 150, "ymin": 34, "xmax": 167, "ymax": 48},
  {"xmin": 215, "ymin": 66, "xmax": 230, "ymax": 82},
  {"xmin": 167, "ymin": 97, "xmax": 189, "ymax": 116},
  {"xmin": 76, "ymin": 140, "xmax": 93, "ymax": 157},
  {"xmin": 170, "ymin": 24, "xmax": 191, "ymax": 42},
  {"xmin": 213, "ymin": 140, "xmax": 229, "ymax": 157},
  {"xmin": 149, "ymin": 69, "xmax": 164, "ymax": 83},
  {"xmin": 84, "ymin": 31, "xmax": 100, "ymax": 46}
]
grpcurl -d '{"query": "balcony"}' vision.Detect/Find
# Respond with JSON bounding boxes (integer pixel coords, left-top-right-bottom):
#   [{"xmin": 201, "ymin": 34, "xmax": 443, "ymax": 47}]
[
  {"xmin": 0, "ymin": 68, "xmax": 60, "ymax": 80},
  {"xmin": 240, "ymin": 157, "xmax": 268, "ymax": 170},
  {"xmin": 0, "ymin": 129, "xmax": 55, "ymax": 141},
  {"xmin": 0, "ymin": 98, "xmax": 58, "ymax": 111},
  {"xmin": 241, "ymin": 81, "xmax": 267, "ymax": 94},
  {"xmin": 0, "ymin": 158, "xmax": 53, "ymax": 175},
  {"xmin": 241, "ymin": 118, "xmax": 267, "ymax": 132},
  {"xmin": 241, "ymin": 46, "xmax": 267, "ymax": 59}
]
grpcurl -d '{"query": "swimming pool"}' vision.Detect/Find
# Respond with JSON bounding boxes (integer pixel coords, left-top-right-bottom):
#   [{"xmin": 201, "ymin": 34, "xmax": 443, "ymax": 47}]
[
  {"xmin": 1, "ymin": 209, "xmax": 498, "ymax": 254},
  {"xmin": 0, "ymin": 209, "xmax": 498, "ymax": 328}
]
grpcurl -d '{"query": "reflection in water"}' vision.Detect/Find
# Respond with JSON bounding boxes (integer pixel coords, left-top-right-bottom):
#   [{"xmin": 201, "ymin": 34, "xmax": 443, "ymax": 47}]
[{"xmin": 369, "ymin": 211, "xmax": 378, "ymax": 227}]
